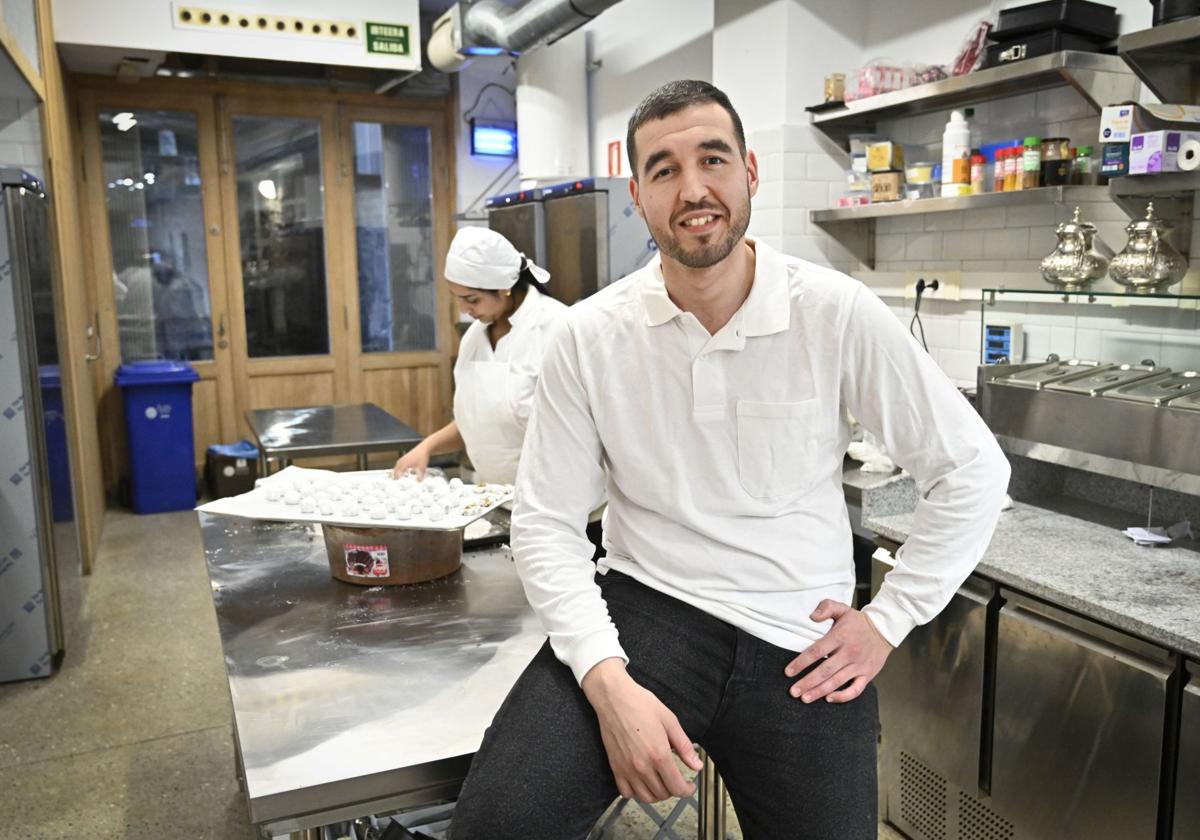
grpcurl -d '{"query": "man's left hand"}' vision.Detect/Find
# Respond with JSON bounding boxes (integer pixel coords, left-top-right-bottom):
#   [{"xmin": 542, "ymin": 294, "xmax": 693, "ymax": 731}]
[{"xmin": 784, "ymin": 600, "xmax": 894, "ymax": 704}]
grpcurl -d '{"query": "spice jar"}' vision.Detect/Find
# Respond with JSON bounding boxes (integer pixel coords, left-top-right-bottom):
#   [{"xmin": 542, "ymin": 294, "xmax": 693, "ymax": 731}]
[
  {"xmin": 1040, "ymin": 137, "xmax": 1071, "ymax": 186},
  {"xmin": 1022, "ymin": 135, "xmax": 1042, "ymax": 190},
  {"xmin": 993, "ymin": 148, "xmax": 1007, "ymax": 192},
  {"xmin": 970, "ymin": 153, "xmax": 986, "ymax": 194},
  {"xmin": 1072, "ymin": 145, "xmax": 1096, "ymax": 185},
  {"xmin": 1004, "ymin": 147, "xmax": 1021, "ymax": 191}
]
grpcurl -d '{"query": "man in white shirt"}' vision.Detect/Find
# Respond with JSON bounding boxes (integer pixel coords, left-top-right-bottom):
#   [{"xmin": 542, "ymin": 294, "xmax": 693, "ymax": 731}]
[{"xmin": 450, "ymin": 80, "xmax": 1010, "ymax": 839}]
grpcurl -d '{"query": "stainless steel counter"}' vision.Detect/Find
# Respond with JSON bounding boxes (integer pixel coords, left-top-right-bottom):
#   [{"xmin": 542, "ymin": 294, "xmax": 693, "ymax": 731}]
[
  {"xmin": 245, "ymin": 403, "xmax": 423, "ymax": 472},
  {"xmin": 199, "ymin": 513, "xmax": 545, "ymax": 834}
]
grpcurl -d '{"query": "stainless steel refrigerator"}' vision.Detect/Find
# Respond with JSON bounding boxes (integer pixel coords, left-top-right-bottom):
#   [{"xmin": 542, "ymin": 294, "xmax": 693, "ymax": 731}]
[{"xmin": 0, "ymin": 168, "xmax": 81, "ymax": 683}]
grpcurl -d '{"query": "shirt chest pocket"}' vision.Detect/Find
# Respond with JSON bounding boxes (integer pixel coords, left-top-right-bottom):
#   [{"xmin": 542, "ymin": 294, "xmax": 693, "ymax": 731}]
[{"xmin": 735, "ymin": 399, "xmax": 827, "ymax": 500}]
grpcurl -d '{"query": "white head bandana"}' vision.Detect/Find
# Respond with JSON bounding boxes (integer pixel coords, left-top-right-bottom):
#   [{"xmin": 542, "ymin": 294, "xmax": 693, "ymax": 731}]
[{"xmin": 443, "ymin": 227, "xmax": 551, "ymax": 290}]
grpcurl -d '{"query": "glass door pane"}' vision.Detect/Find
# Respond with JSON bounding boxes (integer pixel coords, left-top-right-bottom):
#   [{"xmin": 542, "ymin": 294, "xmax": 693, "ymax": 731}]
[
  {"xmin": 231, "ymin": 116, "xmax": 329, "ymax": 357},
  {"xmin": 352, "ymin": 122, "xmax": 437, "ymax": 353},
  {"xmin": 99, "ymin": 109, "xmax": 213, "ymax": 362}
]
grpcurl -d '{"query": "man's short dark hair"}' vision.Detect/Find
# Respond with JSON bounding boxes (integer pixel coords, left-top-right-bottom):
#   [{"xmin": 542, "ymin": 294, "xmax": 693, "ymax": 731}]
[{"xmin": 626, "ymin": 80, "xmax": 747, "ymax": 180}]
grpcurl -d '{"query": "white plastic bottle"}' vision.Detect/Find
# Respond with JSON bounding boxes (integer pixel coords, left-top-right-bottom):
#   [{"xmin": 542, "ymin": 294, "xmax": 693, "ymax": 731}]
[{"xmin": 941, "ymin": 110, "xmax": 972, "ymax": 197}]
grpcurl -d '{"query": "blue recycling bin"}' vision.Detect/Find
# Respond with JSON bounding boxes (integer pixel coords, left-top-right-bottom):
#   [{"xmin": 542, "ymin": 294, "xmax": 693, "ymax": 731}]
[
  {"xmin": 39, "ymin": 365, "xmax": 73, "ymax": 523},
  {"xmin": 115, "ymin": 361, "xmax": 200, "ymax": 514}
]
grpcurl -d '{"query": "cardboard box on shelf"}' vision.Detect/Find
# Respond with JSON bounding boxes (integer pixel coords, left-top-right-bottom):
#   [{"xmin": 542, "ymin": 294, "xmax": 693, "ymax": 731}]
[
  {"xmin": 1100, "ymin": 142, "xmax": 1129, "ymax": 178},
  {"xmin": 1129, "ymin": 130, "xmax": 1200, "ymax": 174},
  {"xmin": 1100, "ymin": 103, "xmax": 1200, "ymax": 144},
  {"xmin": 867, "ymin": 141, "xmax": 905, "ymax": 172},
  {"xmin": 870, "ymin": 170, "xmax": 904, "ymax": 202}
]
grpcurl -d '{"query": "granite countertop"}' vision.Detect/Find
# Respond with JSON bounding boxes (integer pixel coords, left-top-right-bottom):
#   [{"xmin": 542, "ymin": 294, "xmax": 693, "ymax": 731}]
[
  {"xmin": 841, "ymin": 463, "xmax": 901, "ymax": 500},
  {"xmin": 863, "ymin": 494, "xmax": 1200, "ymax": 660}
]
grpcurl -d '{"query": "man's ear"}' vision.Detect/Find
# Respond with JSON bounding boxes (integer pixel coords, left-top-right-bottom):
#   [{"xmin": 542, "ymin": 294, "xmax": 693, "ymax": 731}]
[
  {"xmin": 745, "ymin": 149, "xmax": 760, "ymax": 199},
  {"xmin": 628, "ymin": 174, "xmax": 645, "ymax": 219}
]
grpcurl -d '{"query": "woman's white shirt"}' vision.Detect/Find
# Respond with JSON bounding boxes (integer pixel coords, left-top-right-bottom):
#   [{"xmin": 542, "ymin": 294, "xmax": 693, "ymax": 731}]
[{"xmin": 453, "ymin": 286, "xmax": 567, "ymax": 484}]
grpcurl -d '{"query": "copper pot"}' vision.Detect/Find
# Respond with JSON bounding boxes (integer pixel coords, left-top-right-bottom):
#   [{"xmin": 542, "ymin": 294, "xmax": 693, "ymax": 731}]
[{"xmin": 322, "ymin": 523, "xmax": 463, "ymax": 586}]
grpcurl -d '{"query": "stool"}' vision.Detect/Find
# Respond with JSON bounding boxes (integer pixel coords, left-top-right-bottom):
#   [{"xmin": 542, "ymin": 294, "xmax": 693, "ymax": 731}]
[{"xmin": 588, "ymin": 750, "xmax": 727, "ymax": 840}]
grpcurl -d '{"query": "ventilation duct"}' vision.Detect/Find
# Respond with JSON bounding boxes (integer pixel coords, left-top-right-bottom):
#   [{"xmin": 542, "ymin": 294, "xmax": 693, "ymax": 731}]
[{"xmin": 428, "ymin": 0, "xmax": 623, "ymax": 72}]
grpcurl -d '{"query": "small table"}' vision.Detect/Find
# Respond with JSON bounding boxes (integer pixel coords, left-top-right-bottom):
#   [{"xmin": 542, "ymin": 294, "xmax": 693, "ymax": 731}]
[{"xmin": 244, "ymin": 402, "xmax": 422, "ymax": 474}]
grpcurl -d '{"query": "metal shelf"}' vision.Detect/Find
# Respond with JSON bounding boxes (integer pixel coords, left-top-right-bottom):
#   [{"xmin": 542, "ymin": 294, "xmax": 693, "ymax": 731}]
[
  {"xmin": 1105, "ymin": 175, "xmax": 1195, "ymax": 257},
  {"xmin": 1118, "ymin": 17, "xmax": 1200, "ymax": 104},
  {"xmin": 983, "ymin": 287, "xmax": 1200, "ymax": 307},
  {"xmin": 810, "ymin": 187, "xmax": 1110, "ymax": 268},
  {"xmin": 810, "ymin": 51, "xmax": 1139, "ymax": 149},
  {"xmin": 811, "ymin": 185, "xmax": 1108, "ymax": 223},
  {"xmin": 1108, "ymin": 172, "xmax": 1200, "ymax": 198}
]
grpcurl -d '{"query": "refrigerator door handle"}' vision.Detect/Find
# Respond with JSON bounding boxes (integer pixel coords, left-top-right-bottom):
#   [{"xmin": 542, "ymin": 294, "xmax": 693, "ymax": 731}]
[{"xmin": 84, "ymin": 317, "xmax": 100, "ymax": 362}]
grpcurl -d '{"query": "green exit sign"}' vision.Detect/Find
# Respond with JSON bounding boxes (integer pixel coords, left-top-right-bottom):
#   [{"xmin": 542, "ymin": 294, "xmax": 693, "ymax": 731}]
[{"xmin": 365, "ymin": 22, "xmax": 411, "ymax": 56}]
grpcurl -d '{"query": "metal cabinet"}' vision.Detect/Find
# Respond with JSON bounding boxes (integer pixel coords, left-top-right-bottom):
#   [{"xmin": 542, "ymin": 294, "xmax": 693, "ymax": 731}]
[
  {"xmin": 991, "ymin": 590, "xmax": 1173, "ymax": 840},
  {"xmin": 871, "ymin": 548, "xmax": 998, "ymax": 840},
  {"xmin": 1176, "ymin": 660, "xmax": 1200, "ymax": 839},
  {"xmin": 486, "ymin": 191, "xmax": 546, "ymax": 269}
]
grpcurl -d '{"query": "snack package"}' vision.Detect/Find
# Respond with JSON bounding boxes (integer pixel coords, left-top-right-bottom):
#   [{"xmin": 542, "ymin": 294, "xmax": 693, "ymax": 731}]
[
  {"xmin": 909, "ymin": 63, "xmax": 950, "ymax": 87},
  {"xmin": 844, "ymin": 59, "xmax": 907, "ymax": 102},
  {"xmin": 951, "ymin": 14, "xmax": 996, "ymax": 76}
]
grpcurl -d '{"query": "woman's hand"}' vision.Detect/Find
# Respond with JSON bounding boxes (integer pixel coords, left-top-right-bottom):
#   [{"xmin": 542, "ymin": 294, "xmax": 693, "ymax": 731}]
[{"xmin": 392, "ymin": 444, "xmax": 430, "ymax": 479}]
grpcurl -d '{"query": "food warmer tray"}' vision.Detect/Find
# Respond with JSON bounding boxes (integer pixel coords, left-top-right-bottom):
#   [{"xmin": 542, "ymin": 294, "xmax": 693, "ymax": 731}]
[
  {"xmin": 1164, "ymin": 390, "xmax": 1200, "ymax": 412},
  {"xmin": 994, "ymin": 359, "xmax": 1112, "ymax": 389},
  {"xmin": 1105, "ymin": 370, "xmax": 1200, "ymax": 406},
  {"xmin": 1043, "ymin": 363, "xmax": 1164, "ymax": 396}
]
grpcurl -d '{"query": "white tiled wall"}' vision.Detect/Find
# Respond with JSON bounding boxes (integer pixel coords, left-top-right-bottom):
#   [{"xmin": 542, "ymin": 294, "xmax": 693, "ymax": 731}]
[
  {"xmin": 880, "ymin": 296, "xmax": 1200, "ymax": 389},
  {"xmin": 748, "ymin": 123, "xmax": 855, "ymax": 272}
]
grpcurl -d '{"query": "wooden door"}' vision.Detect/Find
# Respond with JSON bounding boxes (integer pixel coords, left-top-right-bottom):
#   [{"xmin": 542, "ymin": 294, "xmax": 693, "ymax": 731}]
[
  {"xmin": 79, "ymin": 89, "xmax": 238, "ymax": 484},
  {"xmin": 215, "ymin": 96, "xmax": 352, "ymax": 434},
  {"xmin": 337, "ymin": 104, "xmax": 457, "ymax": 463}
]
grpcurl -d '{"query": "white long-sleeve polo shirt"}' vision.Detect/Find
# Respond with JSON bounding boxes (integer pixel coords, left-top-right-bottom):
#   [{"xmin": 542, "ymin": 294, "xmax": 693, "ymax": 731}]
[{"xmin": 511, "ymin": 238, "xmax": 1011, "ymax": 685}]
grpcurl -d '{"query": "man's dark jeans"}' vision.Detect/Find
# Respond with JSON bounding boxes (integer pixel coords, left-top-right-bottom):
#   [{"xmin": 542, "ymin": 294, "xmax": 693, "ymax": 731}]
[{"xmin": 451, "ymin": 569, "xmax": 880, "ymax": 839}]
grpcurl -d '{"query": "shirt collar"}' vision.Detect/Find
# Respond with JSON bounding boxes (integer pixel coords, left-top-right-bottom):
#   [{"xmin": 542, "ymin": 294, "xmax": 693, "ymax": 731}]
[
  {"xmin": 507, "ymin": 284, "xmax": 541, "ymax": 328},
  {"xmin": 638, "ymin": 237, "xmax": 791, "ymax": 337}
]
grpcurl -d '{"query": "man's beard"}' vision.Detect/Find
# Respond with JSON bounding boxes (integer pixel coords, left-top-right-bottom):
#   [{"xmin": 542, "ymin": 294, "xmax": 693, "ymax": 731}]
[{"xmin": 649, "ymin": 191, "xmax": 751, "ymax": 270}]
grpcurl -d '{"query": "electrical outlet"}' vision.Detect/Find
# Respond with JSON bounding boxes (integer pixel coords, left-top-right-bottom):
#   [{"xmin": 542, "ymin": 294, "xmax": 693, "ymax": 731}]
[{"xmin": 904, "ymin": 270, "xmax": 962, "ymax": 301}]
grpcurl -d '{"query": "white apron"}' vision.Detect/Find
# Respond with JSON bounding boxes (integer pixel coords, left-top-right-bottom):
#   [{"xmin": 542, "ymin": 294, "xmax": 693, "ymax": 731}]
[{"xmin": 454, "ymin": 360, "xmax": 527, "ymax": 485}]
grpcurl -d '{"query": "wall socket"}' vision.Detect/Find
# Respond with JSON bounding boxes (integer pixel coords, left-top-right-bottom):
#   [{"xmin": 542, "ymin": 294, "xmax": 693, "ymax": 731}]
[{"xmin": 904, "ymin": 270, "xmax": 962, "ymax": 302}]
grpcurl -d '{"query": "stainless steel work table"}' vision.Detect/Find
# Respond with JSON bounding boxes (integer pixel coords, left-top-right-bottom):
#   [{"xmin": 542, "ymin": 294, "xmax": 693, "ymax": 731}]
[
  {"xmin": 244, "ymin": 403, "xmax": 423, "ymax": 474},
  {"xmin": 201, "ymin": 513, "xmax": 728, "ymax": 839},
  {"xmin": 199, "ymin": 512, "xmax": 546, "ymax": 836}
]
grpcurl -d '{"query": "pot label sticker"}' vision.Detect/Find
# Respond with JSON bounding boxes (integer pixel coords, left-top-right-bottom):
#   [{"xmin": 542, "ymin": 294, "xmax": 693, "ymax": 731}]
[{"xmin": 344, "ymin": 544, "xmax": 389, "ymax": 578}]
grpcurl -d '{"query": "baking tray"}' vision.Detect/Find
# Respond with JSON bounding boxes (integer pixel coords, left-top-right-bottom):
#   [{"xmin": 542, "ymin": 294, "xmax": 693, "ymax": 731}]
[
  {"xmin": 196, "ymin": 466, "xmax": 513, "ymax": 531},
  {"xmin": 1043, "ymin": 363, "xmax": 1164, "ymax": 396},
  {"xmin": 464, "ymin": 507, "xmax": 511, "ymax": 549}
]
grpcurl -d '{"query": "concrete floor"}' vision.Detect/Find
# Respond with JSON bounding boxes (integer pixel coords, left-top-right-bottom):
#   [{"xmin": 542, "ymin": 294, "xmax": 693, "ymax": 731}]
[{"xmin": 0, "ymin": 508, "xmax": 907, "ymax": 839}]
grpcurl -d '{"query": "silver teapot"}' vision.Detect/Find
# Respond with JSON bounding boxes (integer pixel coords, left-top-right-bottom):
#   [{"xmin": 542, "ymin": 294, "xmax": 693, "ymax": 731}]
[
  {"xmin": 1040, "ymin": 206, "xmax": 1109, "ymax": 290},
  {"xmin": 1109, "ymin": 202, "xmax": 1187, "ymax": 294}
]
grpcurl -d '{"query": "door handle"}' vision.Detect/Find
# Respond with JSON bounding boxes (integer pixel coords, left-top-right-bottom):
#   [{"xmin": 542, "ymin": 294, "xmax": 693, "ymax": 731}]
[
  {"xmin": 84, "ymin": 319, "xmax": 100, "ymax": 362},
  {"xmin": 217, "ymin": 312, "xmax": 228, "ymax": 349}
]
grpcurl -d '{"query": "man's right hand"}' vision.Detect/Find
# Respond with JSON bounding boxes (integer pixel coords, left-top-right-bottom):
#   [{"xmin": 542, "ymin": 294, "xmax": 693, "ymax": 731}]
[
  {"xmin": 581, "ymin": 658, "xmax": 703, "ymax": 803},
  {"xmin": 391, "ymin": 444, "xmax": 430, "ymax": 479}
]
